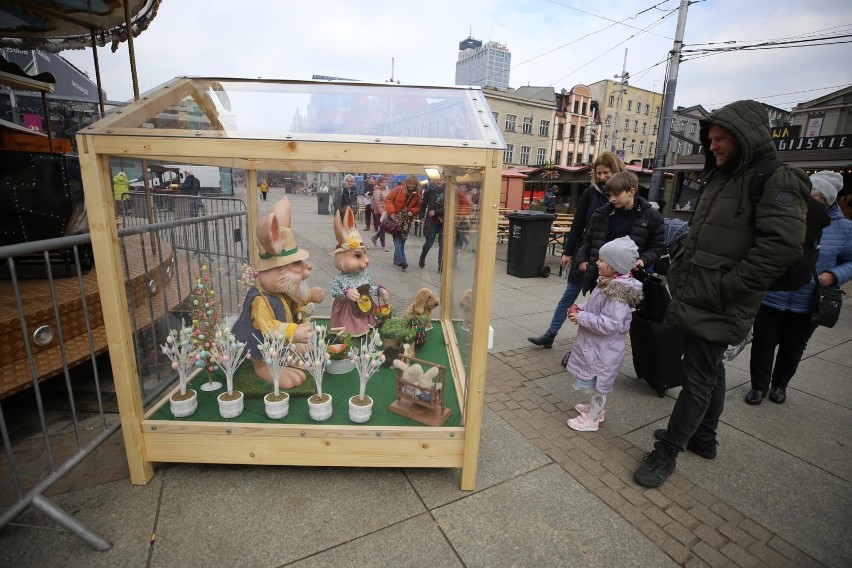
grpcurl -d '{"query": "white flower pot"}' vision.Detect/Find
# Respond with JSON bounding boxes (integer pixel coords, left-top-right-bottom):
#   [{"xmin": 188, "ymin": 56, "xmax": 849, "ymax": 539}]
[
  {"xmin": 325, "ymin": 358, "xmax": 355, "ymax": 375},
  {"xmin": 348, "ymin": 395, "xmax": 373, "ymax": 423},
  {"xmin": 308, "ymin": 393, "xmax": 333, "ymax": 422},
  {"xmin": 264, "ymin": 392, "xmax": 290, "ymax": 419},
  {"xmin": 217, "ymin": 391, "xmax": 244, "ymax": 419},
  {"xmin": 170, "ymin": 389, "xmax": 197, "ymax": 417}
]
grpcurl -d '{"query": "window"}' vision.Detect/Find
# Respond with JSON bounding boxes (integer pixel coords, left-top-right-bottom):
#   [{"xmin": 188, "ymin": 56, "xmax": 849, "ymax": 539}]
[
  {"xmin": 677, "ymin": 141, "xmax": 683, "ymax": 154},
  {"xmin": 671, "ymin": 118, "xmax": 676, "ymax": 129},
  {"xmin": 579, "ymin": 126, "xmax": 586, "ymax": 141},
  {"xmin": 624, "ymin": 119, "xmax": 629, "ymax": 130},
  {"xmin": 520, "ymin": 145, "xmax": 531, "ymax": 165},
  {"xmin": 588, "ymin": 154, "xmax": 594, "ymax": 164},
  {"xmin": 621, "ymin": 138, "xmax": 626, "ymax": 151},
  {"xmin": 639, "ymin": 141, "xmax": 645, "ymax": 155},
  {"xmin": 690, "ymin": 122, "xmax": 696, "ymax": 135},
  {"xmin": 555, "ymin": 150, "xmax": 562, "ymax": 165},
  {"xmin": 655, "ymin": 106, "xmax": 661, "ymax": 117},
  {"xmin": 605, "ymin": 115, "xmax": 612, "ymax": 127},
  {"xmin": 522, "ymin": 116, "xmax": 533, "ymax": 134},
  {"xmin": 581, "ymin": 102, "xmax": 587, "ymax": 116},
  {"xmin": 642, "ymin": 122, "xmax": 647, "ymax": 134},
  {"xmin": 505, "ymin": 114, "xmax": 517, "ymax": 132},
  {"xmin": 537, "ymin": 147, "xmax": 547, "ymax": 165},
  {"xmin": 603, "ymin": 135, "xmax": 609, "ymax": 149},
  {"xmin": 608, "ymin": 95, "xmax": 614, "ymax": 106},
  {"xmin": 634, "ymin": 120, "xmax": 639, "ymax": 132},
  {"xmin": 539, "ymin": 119, "xmax": 550, "ymax": 137},
  {"xmin": 649, "ymin": 143, "xmax": 654, "ymax": 155},
  {"xmin": 653, "ymin": 124, "xmax": 658, "ymax": 136},
  {"xmin": 680, "ymin": 120, "xmax": 686, "ymax": 132},
  {"xmin": 574, "ymin": 101, "xmax": 579, "ymax": 113},
  {"xmin": 504, "ymin": 144, "xmax": 514, "ymax": 163},
  {"xmin": 645, "ymin": 103, "xmax": 650, "ymax": 115},
  {"xmin": 630, "ymin": 140, "xmax": 636, "ymax": 152},
  {"xmin": 590, "ymin": 133, "xmax": 595, "ymax": 145},
  {"xmin": 492, "ymin": 111, "xmax": 499, "ymax": 123},
  {"xmin": 627, "ymin": 100, "xmax": 633, "ymax": 111},
  {"xmin": 557, "ymin": 123, "xmax": 564, "ymax": 139},
  {"xmin": 569, "ymin": 124, "xmax": 576, "ymax": 140}
]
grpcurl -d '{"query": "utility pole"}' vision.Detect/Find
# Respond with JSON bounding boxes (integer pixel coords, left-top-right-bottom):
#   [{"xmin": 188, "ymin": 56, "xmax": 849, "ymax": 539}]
[
  {"xmin": 610, "ymin": 49, "xmax": 629, "ymax": 155},
  {"xmin": 648, "ymin": 0, "xmax": 689, "ymax": 201}
]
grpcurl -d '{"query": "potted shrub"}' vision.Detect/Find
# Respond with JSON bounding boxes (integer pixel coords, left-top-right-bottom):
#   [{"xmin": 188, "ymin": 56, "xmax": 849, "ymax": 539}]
[
  {"xmin": 378, "ymin": 316, "xmax": 416, "ymax": 366},
  {"xmin": 211, "ymin": 324, "xmax": 251, "ymax": 419},
  {"xmin": 257, "ymin": 328, "xmax": 292, "ymax": 419},
  {"xmin": 161, "ymin": 322, "xmax": 200, "ymax": 417},
  {"xmin": 295, "ymin": 323, "xmax": 332, "ymax": 421},
  {"xmin": 348, "ymin": 328, "xmax": 385, "ymax": 423}
]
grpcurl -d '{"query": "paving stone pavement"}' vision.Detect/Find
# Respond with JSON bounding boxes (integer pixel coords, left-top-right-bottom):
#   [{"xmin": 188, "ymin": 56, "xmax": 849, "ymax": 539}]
[{"xmin": 1, "ymin": 190, "xmax": 849, "ymax": 567}]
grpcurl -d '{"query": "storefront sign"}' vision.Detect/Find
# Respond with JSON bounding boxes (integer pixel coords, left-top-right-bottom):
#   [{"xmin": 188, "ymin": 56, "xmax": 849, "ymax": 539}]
[
  {"xmin": 805, "ymin": 117, "xmax": 824, "ymax": 137},
  {"xmin": 770, "ymin": 125, "xmax": 801, "ymax": 139},
  {"xmin": 774, "ymin": 135, "xmax": 849, "ymax": 151}
]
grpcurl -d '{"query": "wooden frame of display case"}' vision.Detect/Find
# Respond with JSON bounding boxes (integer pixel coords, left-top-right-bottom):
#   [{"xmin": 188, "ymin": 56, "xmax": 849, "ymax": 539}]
[{"xmin": 77, "ymin": 77, "xmax": 501, "ymax": 490}]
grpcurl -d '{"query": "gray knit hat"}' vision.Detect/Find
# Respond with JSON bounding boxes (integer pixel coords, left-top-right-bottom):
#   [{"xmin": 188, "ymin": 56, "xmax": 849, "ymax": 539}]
[
  {"xmin": 598, "ymin": 236, "xmax": 639, "ymax": 275},
  {"xmin": 810, "ymin": 171, "xmax": 843, "ymax": 206}
]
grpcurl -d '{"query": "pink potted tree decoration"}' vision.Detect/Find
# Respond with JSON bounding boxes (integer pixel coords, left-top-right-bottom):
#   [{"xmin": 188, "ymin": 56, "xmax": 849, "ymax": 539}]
[
  {"xmin": 294, "ymin": 322, "xmax": 332, "ymax": 421},
  {"xmin": 348, "ymin": 327, "xmax": 385, "ymax": 423},
  {"xmin": 256, "ymin": 328, "xmax": 293, "ymax": 419},
  {"xmin": 210, "ymin": 324, "xmax": 251, "ymax": 419},
  {"xmin": 161, "ymin": 322, "xmax": 201, "ymax": 417}
]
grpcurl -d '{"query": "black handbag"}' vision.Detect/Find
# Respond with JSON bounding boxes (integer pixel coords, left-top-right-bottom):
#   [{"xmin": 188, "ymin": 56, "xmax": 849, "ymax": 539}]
[{"xmin": 810, "ymin": 270, "xmax": 845, "ymax": 328}]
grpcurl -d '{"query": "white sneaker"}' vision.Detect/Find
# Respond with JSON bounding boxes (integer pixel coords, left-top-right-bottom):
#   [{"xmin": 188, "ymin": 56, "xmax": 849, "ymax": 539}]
[
  {"xmin": 574, "ymin": 403, "xmax": 605, "ymax": 422},
  {"xmin": 567, "ymin": 414, "xmax": 600, "ymax": 432}
]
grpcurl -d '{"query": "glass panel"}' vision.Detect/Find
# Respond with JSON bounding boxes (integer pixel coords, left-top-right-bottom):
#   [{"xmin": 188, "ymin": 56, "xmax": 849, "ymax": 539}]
[{"xmin": 133, "ymin": 79, "xmax": 503, "ymax": 148}]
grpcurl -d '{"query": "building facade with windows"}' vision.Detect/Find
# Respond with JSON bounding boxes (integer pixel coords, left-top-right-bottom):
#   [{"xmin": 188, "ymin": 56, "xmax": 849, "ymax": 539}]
[
  {"xmin": 789, "ymin": 85, "xmax": 852, "ymax": 137},
  {"xmin": 662, "ymin": 105, "xmax": 709, "ymax": 166},
  {"xmin": 588, "ymin": 79, "xmax": 664, "ymax": 165},
  {"xmin": 552, "ymin": 84, "xmax": 600, "ymax": 167},
  {"xmin": 455, "ymin": 37, "xmax": 511, "ymax": 92},
  {"xmin": 482, "ymin": 86, "xmax": 556, "ymax": 168}
]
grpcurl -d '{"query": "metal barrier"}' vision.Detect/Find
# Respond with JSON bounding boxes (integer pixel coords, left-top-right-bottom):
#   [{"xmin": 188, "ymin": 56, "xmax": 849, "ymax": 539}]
[
  {"xmin": 0, "ymin": 209, "xmax": 248, "ymax": 549},
  {"xmin": 119, "ymin": 191, "xmax": 246, "ymax": 229}
]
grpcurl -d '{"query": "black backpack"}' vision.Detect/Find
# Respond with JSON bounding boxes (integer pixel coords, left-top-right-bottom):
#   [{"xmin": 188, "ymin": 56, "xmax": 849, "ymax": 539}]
[
  {"xmin": 655, "ymin": 217, "xmax": 690, "ymax": 276},
  {"xmin": 748, "ymin": 159, "xmax": 830, "ymax": 291}
]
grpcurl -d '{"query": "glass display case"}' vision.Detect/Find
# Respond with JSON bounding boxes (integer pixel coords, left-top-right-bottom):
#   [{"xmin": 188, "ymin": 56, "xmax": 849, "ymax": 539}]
[{"xmin": 77, "ymin": 77, "xmax": 504, "ymax": 490}]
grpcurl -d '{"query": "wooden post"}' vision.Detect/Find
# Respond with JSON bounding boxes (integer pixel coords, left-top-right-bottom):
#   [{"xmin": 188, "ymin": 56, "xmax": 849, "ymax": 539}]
[
  {"xmin": 245, "ymin": 169, "xmax": 259, "ymax": 263},
  {"xmin": 77, "ymin": 135, "xmax": 154, "ymax": 485},
  {"xmin": 459, "ymin": 151, "xmax": 501, "ymax": 491}
]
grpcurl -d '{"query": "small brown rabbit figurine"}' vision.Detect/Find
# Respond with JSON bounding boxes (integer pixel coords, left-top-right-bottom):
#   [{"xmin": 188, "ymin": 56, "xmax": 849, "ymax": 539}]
[{"xmin": 330, "ymin": 206, "xmax": 389, "ymax": 336}]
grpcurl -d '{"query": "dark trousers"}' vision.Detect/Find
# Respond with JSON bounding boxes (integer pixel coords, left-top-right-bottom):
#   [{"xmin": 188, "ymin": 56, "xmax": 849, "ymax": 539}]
[
  {"xmin": 364, "ymin": 204, "xmax": 373, "ymax": 229},
  {"xmin": 657, "ymin": 334, "xmax": 728, "ymax": 454},
  {"xmin": 749, "ymin": 304, "xmax": 816, "ymax": 391}
]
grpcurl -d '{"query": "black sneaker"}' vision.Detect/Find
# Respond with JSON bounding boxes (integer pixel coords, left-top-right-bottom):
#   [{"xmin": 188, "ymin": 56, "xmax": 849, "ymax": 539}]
[
  {"xmin": 400, "ymin": 262, "xmax": 408, "ymax": 270},
  {"xmin": 418, "ymin": 256, "xmax": 426, "ymax": 268},
  {"xmin": 654, "ymin": 429, "xmax": 717, "ymax": 459},
  {"xmin": 633, "ymin": 448, "xmax": 676, "ymax": 488}
]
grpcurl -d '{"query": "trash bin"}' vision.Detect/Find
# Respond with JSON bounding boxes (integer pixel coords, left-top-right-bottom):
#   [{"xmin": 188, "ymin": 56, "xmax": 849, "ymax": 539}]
[
  {"xmin": 317, "ymin": 193, "xmax": 330, "ymax": 215},
  {"xmin": 506, "ymin": 211, "xmax": 556, "ymax": 278}
]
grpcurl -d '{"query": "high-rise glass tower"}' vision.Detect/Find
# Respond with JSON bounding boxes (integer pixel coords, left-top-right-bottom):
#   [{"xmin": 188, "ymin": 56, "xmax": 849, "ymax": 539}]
[{"xmin": 455, "ymin": 37, "xmax": 511, "ymax": 91}]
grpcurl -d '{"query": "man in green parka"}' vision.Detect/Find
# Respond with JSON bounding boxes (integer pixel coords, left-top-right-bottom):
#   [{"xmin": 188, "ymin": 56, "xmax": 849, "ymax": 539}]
[{"xmin": 634, "ymin": 100, "xmax": 811, "ymax": 488}]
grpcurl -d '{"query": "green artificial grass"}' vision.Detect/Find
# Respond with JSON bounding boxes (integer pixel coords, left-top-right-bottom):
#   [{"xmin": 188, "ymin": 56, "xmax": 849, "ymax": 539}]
[{"xmin": 151, "ymin": 321, "xmax": 461, "ymax": 427}]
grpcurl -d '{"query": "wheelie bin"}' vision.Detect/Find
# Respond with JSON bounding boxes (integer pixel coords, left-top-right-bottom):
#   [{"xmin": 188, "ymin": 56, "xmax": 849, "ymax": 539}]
[
  {"xmin": 506, "ymin": 211, "xmax": 556, "ymax": 278},
  {"xmin": 317, "ymin": 192, "xmax": 330, "ymax": 215}
]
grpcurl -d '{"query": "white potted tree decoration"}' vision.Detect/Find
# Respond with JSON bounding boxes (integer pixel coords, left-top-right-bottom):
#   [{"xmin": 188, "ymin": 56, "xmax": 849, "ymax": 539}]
[
  {"xmin": 295, "ymin": 322, "xmax": 332, "ymax": 421},
  {"xmin": 257, "ymin": 328, "xmax": 292, "ymax": 419},
  {"xmin": 211, "ymin": 324, "xmax": 251, "ymax": 419},
  {"xmin": 348, "ymin": 327, "xmax": 385, "ymax": 423},
  {"xmin": 162, "ymin": 322, "xmax": 200, "ymax": 417}
]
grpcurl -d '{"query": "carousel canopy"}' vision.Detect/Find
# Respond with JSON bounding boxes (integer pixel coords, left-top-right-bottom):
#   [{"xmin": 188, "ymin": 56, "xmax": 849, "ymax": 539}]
[{"xmin": 0, "ymin": 0, "xmax": 161, "ymax": 52}]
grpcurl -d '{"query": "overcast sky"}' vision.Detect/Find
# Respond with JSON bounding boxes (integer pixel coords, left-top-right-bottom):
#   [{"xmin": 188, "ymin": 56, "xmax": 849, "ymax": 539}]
[{"xmin": 61, "ymin": 0, "xmax": 852, "ymax": 112}]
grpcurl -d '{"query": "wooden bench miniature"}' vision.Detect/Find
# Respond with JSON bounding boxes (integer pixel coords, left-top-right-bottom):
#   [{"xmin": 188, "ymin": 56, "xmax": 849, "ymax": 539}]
[{"xmin": 388, "ymin": 355, "xmax": 452, "ymax": 426}]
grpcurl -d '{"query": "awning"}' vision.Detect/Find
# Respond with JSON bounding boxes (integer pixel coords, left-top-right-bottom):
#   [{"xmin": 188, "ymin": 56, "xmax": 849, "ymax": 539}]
[{"xmin": 0, "ymin": 0, "xmax": 162, "ymax": 52}]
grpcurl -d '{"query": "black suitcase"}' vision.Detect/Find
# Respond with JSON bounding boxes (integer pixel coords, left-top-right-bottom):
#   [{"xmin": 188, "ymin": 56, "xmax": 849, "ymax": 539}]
[{"xmin": 629, "ymin": 313, "xmax": 683, "ymax": 397}]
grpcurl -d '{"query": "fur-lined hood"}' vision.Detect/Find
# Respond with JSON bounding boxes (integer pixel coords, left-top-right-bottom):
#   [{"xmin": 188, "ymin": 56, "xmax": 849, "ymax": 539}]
[{"xmin": 599, "ymin": 275, "xmax": 644, "ymax": 307}]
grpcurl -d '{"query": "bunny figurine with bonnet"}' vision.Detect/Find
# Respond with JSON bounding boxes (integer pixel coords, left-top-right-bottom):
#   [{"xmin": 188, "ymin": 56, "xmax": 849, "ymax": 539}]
[
  {"xmin": 232, "ymin": 197, "xmax": 325, "ymax": 388},
  {"xmin": 330, "ymin": 207, "xmax": 389, "ymax": 336}
]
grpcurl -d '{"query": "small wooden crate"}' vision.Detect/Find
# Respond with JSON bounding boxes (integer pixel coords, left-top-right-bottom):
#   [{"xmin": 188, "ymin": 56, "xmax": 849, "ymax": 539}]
[{"xmin": 388, "ymin": 355, "xmax": 452, "ymax": 427}]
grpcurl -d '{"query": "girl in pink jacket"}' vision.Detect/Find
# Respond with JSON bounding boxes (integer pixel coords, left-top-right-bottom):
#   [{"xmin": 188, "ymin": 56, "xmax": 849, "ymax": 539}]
[{"xmin": 565, "ymin": 237, "xmax": 643, "ymax": 432}]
